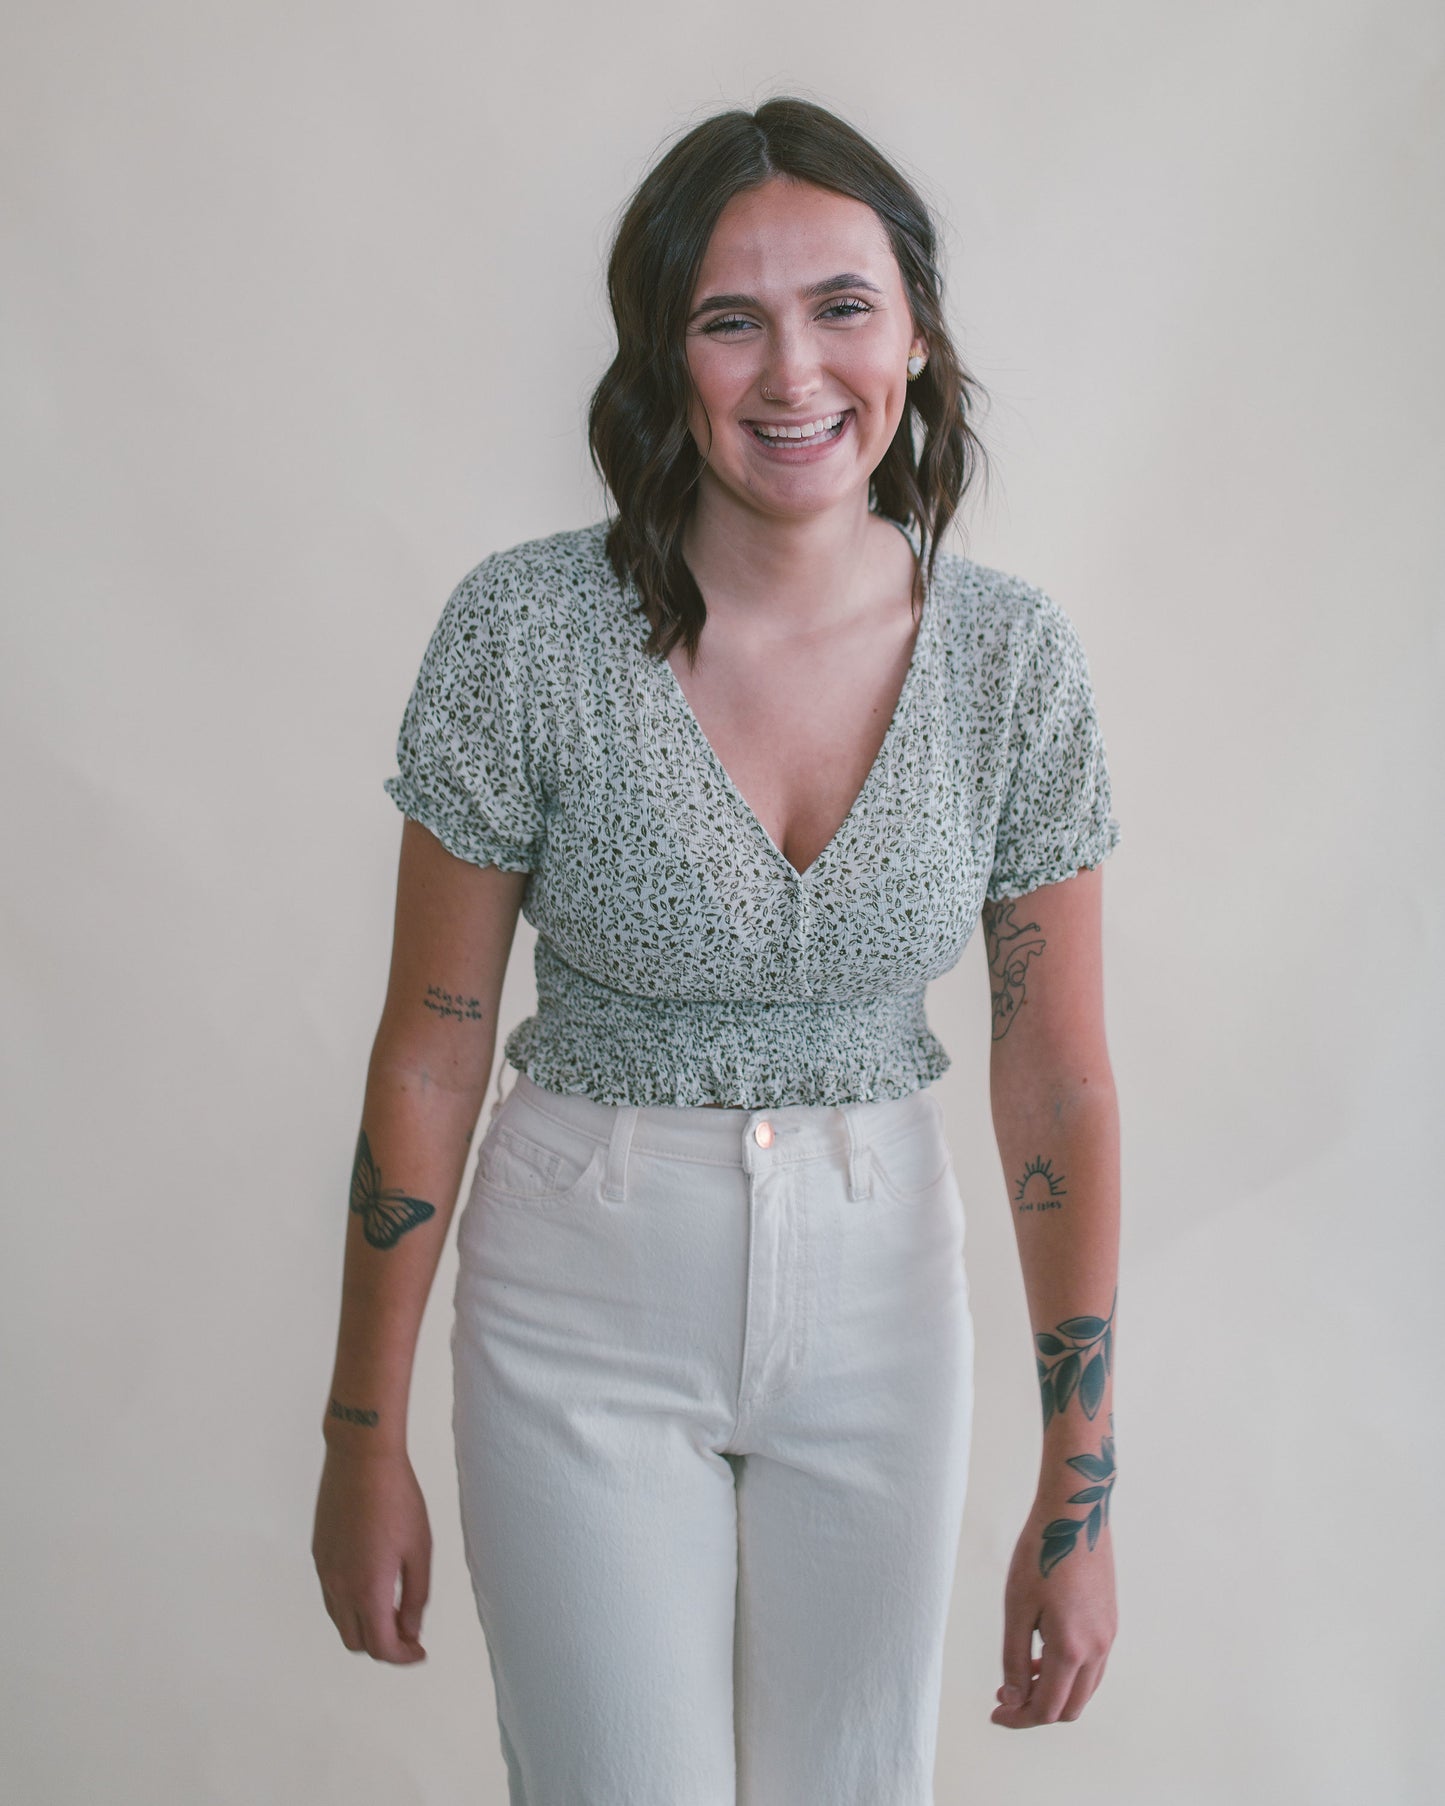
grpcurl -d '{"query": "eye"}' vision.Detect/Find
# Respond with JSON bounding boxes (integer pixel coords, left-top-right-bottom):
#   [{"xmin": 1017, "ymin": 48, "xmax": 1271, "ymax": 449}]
[{"xmin": 699, "ymin": 298, "xmax": 875, "ymax": 336}]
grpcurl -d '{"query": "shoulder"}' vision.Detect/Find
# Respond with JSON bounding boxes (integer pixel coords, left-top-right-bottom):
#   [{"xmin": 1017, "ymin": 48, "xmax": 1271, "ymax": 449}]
[
  {"xmin": 933, "ymin": 549, "xmax": 1090, "ymax": 678},
  {"xmin": 445, "ymin": 519, "xmax": 618, "ymax": 663},
  {"xmin": 466, "ymin": 519, "xmax": 614, "ymax": 615},
  {"xmin": 932, "ymin": 547, "xmax": 1053, "ymax": 636}
]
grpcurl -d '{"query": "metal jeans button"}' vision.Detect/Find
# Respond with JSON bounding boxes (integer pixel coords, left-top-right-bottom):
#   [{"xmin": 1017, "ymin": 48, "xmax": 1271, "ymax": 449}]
[{"xmin": 753, "ymin": 1120, "xmax": 774, "ymax": 1149}]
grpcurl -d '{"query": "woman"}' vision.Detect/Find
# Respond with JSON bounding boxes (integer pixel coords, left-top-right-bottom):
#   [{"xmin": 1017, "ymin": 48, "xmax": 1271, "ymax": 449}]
[{"xmin": 313, "ymin": 95, "xmax": 1123, "ymax": 1801}]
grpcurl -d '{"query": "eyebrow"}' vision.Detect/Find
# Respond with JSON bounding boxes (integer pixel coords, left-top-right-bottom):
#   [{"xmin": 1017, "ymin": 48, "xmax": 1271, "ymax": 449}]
[{"xmin": 686, "ymin": 273, "xmax": 885, "ymax": 323}]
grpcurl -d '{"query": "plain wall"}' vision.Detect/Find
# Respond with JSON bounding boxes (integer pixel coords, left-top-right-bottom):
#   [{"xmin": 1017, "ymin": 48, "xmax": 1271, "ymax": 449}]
[{"xmin": 4, "ymin": 1, "xmax": 1441, "ymax": 1800}]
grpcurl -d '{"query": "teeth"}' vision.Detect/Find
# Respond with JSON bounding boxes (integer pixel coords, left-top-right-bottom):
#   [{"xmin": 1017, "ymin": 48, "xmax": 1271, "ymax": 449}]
[{"xmin": 752, "ymin": 411, "xmax": 846, "ymax": 440}]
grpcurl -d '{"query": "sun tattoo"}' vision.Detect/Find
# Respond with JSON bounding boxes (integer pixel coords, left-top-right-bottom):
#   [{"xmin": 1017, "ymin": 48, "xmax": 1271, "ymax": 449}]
[
  {"xmin": 348, "ymin": 1129, "xmax": 435, "ymax": 1251},
  {"xmin": 1014, "ymin": 1153, "xmax": 1068, "ymax": 1215}
]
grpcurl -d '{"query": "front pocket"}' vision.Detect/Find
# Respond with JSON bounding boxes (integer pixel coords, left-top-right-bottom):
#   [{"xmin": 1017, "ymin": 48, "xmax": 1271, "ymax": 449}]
[
  {"xmin": 869, "ymin": 1121, "xmax": 952, "ymax": 1203},
  {"xmin": 474, "ymin": 1118, "xmax": 601, "ymax": 1208}
]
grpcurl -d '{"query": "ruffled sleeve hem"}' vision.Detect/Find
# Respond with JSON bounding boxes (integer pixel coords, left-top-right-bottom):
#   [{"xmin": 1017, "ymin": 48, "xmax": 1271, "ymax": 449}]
[
  {"xmin": 383, "ymin": 774, "xmax": 537, "ymax": 874},
  {"xmin": 985, "ymin": 815, "xmax": 1121, "ymax": 905}
]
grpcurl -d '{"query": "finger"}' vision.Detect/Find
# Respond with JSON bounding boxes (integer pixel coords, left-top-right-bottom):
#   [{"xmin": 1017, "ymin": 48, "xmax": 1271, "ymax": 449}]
[
  {"xmin": 361, "ymin": 1578, "xmax": 399, "ymax": 1662},
  {"xmin": 322, "ymin": 1587, "xmax": 364, "ymax": 1653},
  {"xmin": 362, "ymin": 1586, "xmax": 425, "ymax": 1665},
  {"xmin": 992, "ymin": 1662, "xmax": 1048, "ymax": 1726},
  {"xmin": 995, "ymin": 1653, "xmax": 1043, "ymax": 1695},
  {"xmin": 999, "ymin": 1614, "xmax": 1038, "ymax": 1710},
  {"xmin": 998, "ymin": 1637, "xmax": 1075, "ymax": 1728},
  {"xmin": 1059, "ymin": 1658, "xmax": 1102, "ymax": 1722},
  {"xmin": 397, "ymin": 1547, "xmax": 431, "ymax": 1648},
  {"xmin": 318, "ymin": 1578, "xmax": 363, "ymax": 1653},
  {"xmin": 359, "ymin": 1606, "xmax": 399, "ymax": 1663},
  {"xmin": 1024, "ymin": 1642, "xmax": 1081, "ymax": 1726}
]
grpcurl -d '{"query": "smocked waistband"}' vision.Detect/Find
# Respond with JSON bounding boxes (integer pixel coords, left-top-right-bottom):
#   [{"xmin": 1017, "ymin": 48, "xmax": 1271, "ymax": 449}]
[{"xmin": 505, "ymin": 1069, "xmax": 942, "ymax": 1167}]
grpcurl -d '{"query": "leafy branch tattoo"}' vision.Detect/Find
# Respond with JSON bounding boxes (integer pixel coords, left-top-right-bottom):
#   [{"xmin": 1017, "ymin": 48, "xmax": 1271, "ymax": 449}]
[
  {"xmin": 328, "ymin": 1395, "xmax": 380, "ymax": 1428},
  {"xmin": 983, "ymin": 899, "xmax": 1047, "ymax": 1041},
  {"xmin": 423, "ymin": 984, "xmax": 483, "ymax": 1021},
  {"xmin": 1014, "ymin": 1154, "xmax": 1068, "ymax": 1214},
  {"xmin": 349, "ymin": 1129, "xmax": 435, "ymax": 1251},
  {"xmin": 1040, "ymin": 1413, "xmax": 1117, "ymax": 1576},
  {"xmin": 1036, "ymin": 1286, "xmax": 1117, "ymax": 1426}
]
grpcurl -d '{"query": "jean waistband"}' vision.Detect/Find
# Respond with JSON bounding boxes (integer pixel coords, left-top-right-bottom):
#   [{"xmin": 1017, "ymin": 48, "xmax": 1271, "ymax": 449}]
[{"xmin": 503, "ymin": 1070, "xmax": 943, "ymax": 1167}]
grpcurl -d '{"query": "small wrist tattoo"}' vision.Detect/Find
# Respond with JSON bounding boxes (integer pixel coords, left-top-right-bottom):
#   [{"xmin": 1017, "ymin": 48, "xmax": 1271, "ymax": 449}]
[
  {"xmin": 423, "ymin": 984, "xmax": 483, "ymax": 1022},
  {"xmin": 328, "ymin": 1395, "xmax": 380, "ymax": 1428}
]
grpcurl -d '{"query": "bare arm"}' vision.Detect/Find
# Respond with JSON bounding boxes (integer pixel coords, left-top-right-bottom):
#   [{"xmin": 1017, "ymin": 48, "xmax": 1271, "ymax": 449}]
[
  {"xmin": 312, "ymin": 817, "xmax": 528, "ymax": 1660},
  {"xmin": 982, "ymin": 861, "xmax": 1121, "ymax": 1728}
]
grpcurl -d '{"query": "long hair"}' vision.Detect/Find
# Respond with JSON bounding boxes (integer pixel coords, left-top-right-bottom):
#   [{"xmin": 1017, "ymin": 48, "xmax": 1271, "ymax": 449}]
[{"xmin": 587, "ymin": 95, "xmax": 992, "ymax": 666}]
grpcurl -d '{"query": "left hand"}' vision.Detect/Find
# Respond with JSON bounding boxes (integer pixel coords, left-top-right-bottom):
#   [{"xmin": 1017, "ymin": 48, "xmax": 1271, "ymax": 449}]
[{"xmin": 990, "ymin": 1493, "xmax": 1117, "ymax": 1727}]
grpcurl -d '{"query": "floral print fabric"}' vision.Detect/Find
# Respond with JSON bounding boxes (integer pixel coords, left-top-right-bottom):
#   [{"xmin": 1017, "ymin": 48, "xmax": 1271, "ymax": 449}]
[{"xmin": 383, "ymin": 517, "xmax": 1121, "ymax": 1106}]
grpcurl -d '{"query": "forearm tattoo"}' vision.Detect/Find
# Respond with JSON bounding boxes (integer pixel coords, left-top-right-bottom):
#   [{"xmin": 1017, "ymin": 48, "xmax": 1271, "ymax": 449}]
[
  {"xmin": 1036, "ymin": 1286, "xmax": 1117, "ymax": 1427},
  {"xmin": 1014, "ymin": 1154, "xmax": 1068, "ymax": 1214},
  {"xmin": 1040, "ymin": 1412, "xmax": 1117, "ymax": 1576},
  {"xmin": 328, "ymin": 1395, "xmax": 380, "ymax": 1429},
  {"xmin": 983, "ymin": 900, "xmax": 1047, "ymax": 1041},
  {"xmin": 422, "ymin": 984, "xmax": 483, "ymax": 1021},
  {"xmin": 349, "ymin": 1128, "xmax": 436, "ymax": 1250}
]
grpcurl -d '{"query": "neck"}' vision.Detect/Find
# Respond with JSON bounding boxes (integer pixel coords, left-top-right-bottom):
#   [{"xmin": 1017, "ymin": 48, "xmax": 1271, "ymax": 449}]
[{"xmin": 679, "ymin": 485, "xmax": 887, "ymax": 635}]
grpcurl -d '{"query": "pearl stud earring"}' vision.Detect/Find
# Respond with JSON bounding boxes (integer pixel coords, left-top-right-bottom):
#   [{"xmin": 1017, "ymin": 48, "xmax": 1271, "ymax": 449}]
[{"xmin": 906, "ymin": 353, "xmax": 927, "ymax": 380}]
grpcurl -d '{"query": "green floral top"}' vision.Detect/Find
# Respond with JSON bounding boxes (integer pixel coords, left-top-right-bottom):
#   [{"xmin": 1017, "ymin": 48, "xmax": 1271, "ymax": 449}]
[{"xmin": 383, "ymin": 517, "xmax": 1121, "ymax": 1107}]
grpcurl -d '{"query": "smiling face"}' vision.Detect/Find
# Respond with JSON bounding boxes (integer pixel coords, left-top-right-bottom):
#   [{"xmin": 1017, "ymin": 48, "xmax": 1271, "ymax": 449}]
[{"xmin": 682, "ymin": 176, "xmax": 927, "ymax": 527}]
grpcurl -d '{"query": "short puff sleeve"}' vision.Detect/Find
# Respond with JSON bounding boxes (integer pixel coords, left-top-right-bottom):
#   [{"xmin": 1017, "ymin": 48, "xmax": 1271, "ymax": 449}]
[
  {"xmin": 382, "ymin": 555, "xmax": 544, "ymax": 873},
  {"xmin": 986, "ymin": 590, "xmax": 1121, "ymax": 903}
]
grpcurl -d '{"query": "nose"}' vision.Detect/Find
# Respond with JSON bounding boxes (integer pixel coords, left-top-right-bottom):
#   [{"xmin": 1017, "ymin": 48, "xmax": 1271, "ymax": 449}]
[{"xmin": 759, "ymin": 331, "xmax": 819, "ymax": 406}]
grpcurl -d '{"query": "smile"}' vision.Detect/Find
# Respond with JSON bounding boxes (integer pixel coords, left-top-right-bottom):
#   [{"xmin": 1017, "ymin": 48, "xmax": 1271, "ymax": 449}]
[
  {"xmin": 745, "ymin": 410, "xmax": 851, "ymax": 441},
  {"xmin": 741, "ymin": 409, "xmax": 855, "ymax": 459}
]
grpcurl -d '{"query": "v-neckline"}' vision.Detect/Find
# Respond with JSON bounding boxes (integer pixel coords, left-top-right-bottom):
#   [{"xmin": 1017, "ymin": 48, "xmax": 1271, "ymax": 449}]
[{"xmin": 651, "ymin": 518, "xmax": 933, "ymax": 883}]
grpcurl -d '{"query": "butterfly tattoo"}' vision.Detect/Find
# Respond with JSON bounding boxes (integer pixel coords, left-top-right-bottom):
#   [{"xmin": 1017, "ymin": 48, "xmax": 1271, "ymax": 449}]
[{"xmin": 349, "ymin": 1129, "xmax": 435, "ymax": 1250}]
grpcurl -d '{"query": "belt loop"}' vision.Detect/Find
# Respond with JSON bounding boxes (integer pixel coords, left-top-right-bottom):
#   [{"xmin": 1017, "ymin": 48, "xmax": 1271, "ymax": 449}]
[
  {"xmin": 489, "ymin": 1058, "xmax": 516, "ymax": 1120},
  {"xmin": 843, "ymin": 1104, "xmax": 872, "ymax": 1202},
  {"xmin": 602, "ymin": 1104, "xmax": 639, "ymax": 1203}
]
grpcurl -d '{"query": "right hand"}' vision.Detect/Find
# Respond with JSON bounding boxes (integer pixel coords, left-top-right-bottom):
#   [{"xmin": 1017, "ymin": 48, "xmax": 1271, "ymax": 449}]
[{"xmin": 312, "ymin": 1444, "xmax": 432, "ymax": 1663}]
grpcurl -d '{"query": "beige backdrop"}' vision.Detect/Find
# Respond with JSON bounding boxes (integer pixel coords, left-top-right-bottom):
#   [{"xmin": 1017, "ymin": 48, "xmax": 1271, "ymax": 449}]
[{"xmin": 4, "ymin": 1, "xmax": 1441, "ymax": 1800}]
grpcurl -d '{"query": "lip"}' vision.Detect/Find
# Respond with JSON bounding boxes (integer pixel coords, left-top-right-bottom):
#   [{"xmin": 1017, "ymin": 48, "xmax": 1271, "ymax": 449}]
[{"xmin": 741, "ymin": 407, "xmax": 855, "ymax": 459}]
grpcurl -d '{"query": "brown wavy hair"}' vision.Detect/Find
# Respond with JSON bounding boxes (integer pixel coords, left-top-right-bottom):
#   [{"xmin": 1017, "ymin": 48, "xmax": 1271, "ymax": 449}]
[{"xmin": 587, "ymin": 95, "xmax": 992, "ymax": 666}]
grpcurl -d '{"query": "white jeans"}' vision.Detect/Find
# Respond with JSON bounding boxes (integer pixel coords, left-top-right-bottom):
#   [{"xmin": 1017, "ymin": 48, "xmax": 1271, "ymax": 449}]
[{"xmin": 452, "ymin": 1071, "xmax": 975, "ymax": 1806}]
